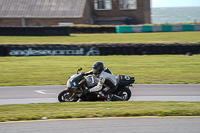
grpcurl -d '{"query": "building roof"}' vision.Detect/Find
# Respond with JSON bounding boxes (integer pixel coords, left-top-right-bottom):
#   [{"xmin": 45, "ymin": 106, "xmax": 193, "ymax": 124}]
[{"xmin": 0, "ymin": 0, "xmax": 87, "ymax": 18}]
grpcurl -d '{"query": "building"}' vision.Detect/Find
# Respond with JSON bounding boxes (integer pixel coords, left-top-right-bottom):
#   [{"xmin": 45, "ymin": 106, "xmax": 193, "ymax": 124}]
[
  {"xmin": 0, "ymin": 0, "xmax": 151, "ymax": 26},
  {"xmin": 90, "ymin": 0, "xmax": 151, "ymax": 25}
]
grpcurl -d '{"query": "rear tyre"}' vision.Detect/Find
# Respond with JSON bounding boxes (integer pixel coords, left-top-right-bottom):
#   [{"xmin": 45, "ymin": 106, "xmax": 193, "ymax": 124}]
[
  {"xmin": 58, "ymin": 90, "xmax": 78, "ymax": 102},
  {"xmin": 115, "ymin": 87, "xmax": 132, "ymax": 101}
]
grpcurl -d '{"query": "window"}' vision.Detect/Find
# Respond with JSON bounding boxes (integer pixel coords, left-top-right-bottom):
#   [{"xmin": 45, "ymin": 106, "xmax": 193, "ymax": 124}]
[
  {"xmin": 94, "ymin": 0, "xmax": 112, "ymax": 10},
  {"xmin": 120, "ymin": 0, "xmax": 137, "ymax": 10}
]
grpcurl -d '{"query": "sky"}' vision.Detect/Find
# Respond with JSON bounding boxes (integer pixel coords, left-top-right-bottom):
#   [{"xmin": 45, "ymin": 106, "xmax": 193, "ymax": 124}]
[{"xmin": 152, "ymin": 0, "xmax": 200, "ymax": 8}]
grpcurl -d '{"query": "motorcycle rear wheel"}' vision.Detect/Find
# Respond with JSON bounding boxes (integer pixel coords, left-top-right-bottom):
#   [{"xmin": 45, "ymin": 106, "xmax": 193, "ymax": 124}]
[
  {"xmin": 115, "ymin": 87, "xmax": 132, "ymax": 101},
  {"xmin": 58, "ymin": 90, "xmax": 78, "ymax": 102}
]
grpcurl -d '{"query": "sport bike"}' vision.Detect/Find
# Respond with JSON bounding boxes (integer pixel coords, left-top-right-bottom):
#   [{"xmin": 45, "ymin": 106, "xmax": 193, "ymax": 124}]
[{"xmin": 58, "ymin": 68, "xmax": 135, "ymax": 102}]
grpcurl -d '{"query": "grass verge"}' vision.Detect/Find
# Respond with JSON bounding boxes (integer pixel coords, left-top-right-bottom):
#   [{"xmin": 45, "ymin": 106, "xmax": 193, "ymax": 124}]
[
  {"xmin": 0, "ymin": 55, "xmax": 200, "ymax": 86},
  {"xmin": 0, "ymin": 31, "xmax": 200, "ymax": 44},
  {"xmin": 0, "ymin": 101, "xmax": 200, "ymax": 122}
]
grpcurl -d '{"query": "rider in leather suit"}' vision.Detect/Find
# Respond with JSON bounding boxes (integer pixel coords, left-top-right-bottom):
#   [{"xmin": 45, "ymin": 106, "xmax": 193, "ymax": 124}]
[{"xmin": 85, "ymin": 61, "xmax": 117, "ymax": 101}]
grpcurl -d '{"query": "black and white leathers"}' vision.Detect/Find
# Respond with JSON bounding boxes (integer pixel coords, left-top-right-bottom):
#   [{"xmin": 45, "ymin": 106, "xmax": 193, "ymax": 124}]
[{"xmin": 89, "ymin": 68, "xmax": 117, "ymax": 93}]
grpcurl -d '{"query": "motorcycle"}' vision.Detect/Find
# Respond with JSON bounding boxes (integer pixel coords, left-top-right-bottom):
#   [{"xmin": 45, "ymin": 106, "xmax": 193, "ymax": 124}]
[{"xmin": 58, "ymin": 68, "xmax": 135, "ymax": 102}]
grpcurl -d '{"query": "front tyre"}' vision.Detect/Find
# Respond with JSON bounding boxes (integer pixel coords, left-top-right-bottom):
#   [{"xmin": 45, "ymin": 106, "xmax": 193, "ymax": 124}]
[
  {"xmin": 116, "ymin": 87, "xmax": 132, "ymax": 101},
  {"xmin": 58, "ymin": 90, "xmax": 78, "ymax": 102}
]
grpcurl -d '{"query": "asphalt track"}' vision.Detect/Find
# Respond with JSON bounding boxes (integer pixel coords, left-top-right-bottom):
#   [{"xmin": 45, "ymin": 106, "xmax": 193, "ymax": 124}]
[
  {"xmin": 0, "ymin": 85, "xmax": 200, "ymax": 133},
  {"xmin": 0, "ymin": 84, "xmax": 200, "ymax": 105},
  {"xmin": 1, "ymin": 117, "xmax": 200, "ymax": 133}
]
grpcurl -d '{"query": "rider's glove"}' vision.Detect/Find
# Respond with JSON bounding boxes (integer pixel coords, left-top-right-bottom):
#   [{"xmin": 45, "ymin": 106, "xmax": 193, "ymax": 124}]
[{"xmin": 81, "ymin": 72, "xmax": 86, "ymax": 76}]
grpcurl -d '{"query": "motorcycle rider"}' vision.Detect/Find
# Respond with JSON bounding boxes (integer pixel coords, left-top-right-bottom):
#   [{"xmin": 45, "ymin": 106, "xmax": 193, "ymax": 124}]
[{"xmin": 84, "ymin": 61, "xmax": 117, "ymax": 101}]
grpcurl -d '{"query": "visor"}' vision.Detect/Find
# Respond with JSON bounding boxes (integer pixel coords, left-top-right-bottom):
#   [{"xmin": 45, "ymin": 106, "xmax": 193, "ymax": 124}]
[{"xmin": 92, "ymin": 67, "xmax": 99, "ymax": 74}]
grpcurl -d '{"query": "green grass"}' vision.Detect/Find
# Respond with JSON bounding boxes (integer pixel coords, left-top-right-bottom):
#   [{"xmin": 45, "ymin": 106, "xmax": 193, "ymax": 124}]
[
  {"xmin": 0, "ymin": 55, "xmax": 200, "ymax": 86},
  {"xmin": 0, "ymin": 101, "xmax": 200, "ymax": 122},
  {"xmin": 0, "ymin": 31, "xmax": 200, "ymax": 44}
]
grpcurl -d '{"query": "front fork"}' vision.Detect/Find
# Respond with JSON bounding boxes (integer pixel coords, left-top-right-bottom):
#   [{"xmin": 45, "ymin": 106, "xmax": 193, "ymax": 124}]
[{"xmin": 64, "ymin": 87, "xmax": 83, "ymax": 99}]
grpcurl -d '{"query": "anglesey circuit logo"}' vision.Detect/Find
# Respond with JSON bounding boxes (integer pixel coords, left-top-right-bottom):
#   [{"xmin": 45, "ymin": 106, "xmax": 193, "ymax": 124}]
[
  {"xmin": 86, "ymin": 47, "xmax": 100, "ymax": 56},
  {"xmin": 8, "ymin": 46, "xmax": 101, "ymax": 56}
]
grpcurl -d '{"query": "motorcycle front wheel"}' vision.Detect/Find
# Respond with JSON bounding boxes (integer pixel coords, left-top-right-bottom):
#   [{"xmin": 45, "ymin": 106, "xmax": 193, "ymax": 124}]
[{"xmin": 58, "ymin": 90, "xmax": 78, "ymax": 102}]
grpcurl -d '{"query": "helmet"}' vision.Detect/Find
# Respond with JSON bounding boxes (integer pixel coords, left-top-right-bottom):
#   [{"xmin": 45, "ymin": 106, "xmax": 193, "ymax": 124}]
[{"xmin": 92, "ymin": 61, "xmax": 104, "ymax": 74}]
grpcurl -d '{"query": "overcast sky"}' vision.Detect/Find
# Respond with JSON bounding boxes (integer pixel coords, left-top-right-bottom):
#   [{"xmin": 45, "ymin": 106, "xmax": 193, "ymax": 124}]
[{"xmin": 152, "ymin": 0, "xmax": 200, "ymax": 8}]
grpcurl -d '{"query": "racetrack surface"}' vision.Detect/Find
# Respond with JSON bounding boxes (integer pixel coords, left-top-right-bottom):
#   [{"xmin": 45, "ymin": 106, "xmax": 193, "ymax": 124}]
[
  {"xmin": 0, "ymin": 84, "xmax": 200, "ymax": 105},
  {"xmin": 0, "ymin": 117, "xmax": 200, "ymax": 133}
]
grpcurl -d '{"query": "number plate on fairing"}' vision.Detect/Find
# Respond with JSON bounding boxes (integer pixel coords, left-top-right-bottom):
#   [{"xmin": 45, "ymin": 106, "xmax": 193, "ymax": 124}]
[{"xmin": 116, "ymin": 75, "xmax": 135, "ymax": 85}]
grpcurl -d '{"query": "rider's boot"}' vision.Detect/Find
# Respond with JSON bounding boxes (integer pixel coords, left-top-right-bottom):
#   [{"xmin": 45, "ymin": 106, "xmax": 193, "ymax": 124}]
[
  {"xmin": 106, "ymin": 94, "xmax": 112, "ymax": 101},
  {"xmin": 97, "ymin": 91, "xmax": 113, "ymax": 101},
  {"xmin": 112, "ymin": 94, "xmax": 124, "ymax": 101},
  {"xmin": 77, "ymin": 98, "xmax": 82, "ymax": 102}
]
